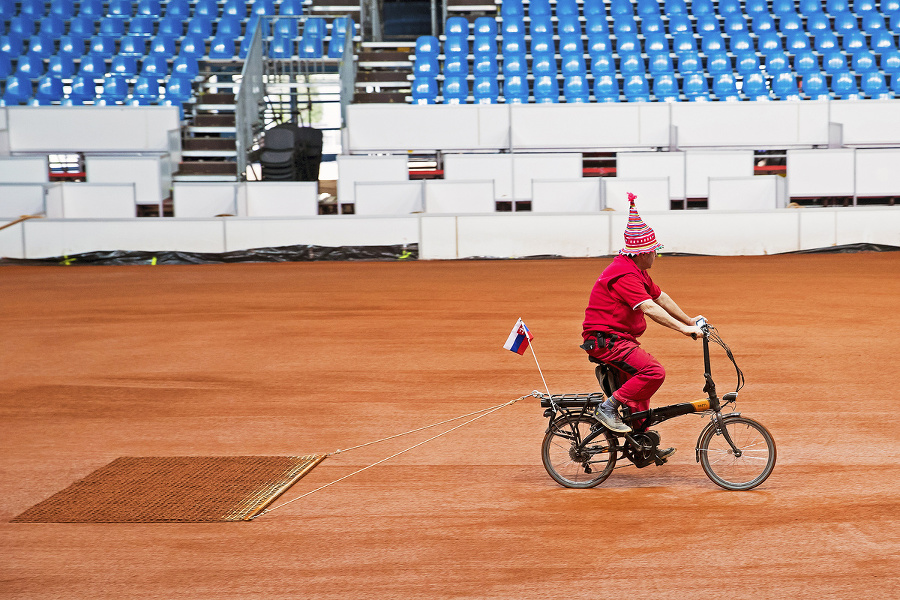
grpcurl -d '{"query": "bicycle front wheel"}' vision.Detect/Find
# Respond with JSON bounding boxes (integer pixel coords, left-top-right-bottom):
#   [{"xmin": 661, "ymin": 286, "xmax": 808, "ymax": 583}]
[
  {"xmin": 698, "ymin": 416, "xmax": 776, "ymax": 491},
  {"xmin": 541, "ymin": 415, "xmax": 617, "ymax": 489}
]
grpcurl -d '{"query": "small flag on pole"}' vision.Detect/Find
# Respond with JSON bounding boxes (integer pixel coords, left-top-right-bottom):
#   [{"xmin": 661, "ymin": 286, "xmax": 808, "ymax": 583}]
[{"xmin": 503, "ymin": 318, "xmax": 533, "ymax": 355}]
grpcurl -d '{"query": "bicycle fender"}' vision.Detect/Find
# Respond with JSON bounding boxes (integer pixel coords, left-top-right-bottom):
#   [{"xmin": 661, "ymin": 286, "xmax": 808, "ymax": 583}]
[{"xmin": 695, "ymin": 412, "xmax": 741, "ymax": 463}]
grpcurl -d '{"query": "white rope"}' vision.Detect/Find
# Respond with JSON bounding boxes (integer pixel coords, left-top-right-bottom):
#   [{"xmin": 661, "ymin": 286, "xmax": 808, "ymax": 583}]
[{"xmin": 250, "ymin": 395, "xmax": 533, "ymax": 519}]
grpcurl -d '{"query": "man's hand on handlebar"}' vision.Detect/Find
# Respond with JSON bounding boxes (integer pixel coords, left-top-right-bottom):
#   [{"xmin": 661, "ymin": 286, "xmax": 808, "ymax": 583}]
[{"xmin": 684, "ymin": 325, "xmax": 705, "ymax": 339}]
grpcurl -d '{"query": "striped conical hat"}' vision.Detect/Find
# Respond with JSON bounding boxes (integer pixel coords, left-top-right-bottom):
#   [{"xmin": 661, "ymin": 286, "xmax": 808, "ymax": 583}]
[{"xmin": 619, "ymin": 193, "xmax": 663, "ymax": 255}]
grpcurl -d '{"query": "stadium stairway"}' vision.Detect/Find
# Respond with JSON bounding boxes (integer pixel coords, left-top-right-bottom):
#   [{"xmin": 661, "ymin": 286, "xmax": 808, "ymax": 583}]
[{"xmin": 176, "ymin": 86, "xmax": 239, "ymax": 182}]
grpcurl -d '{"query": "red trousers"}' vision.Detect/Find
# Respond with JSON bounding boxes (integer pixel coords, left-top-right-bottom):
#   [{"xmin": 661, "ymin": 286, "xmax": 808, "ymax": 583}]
[{"xmin": 586, "ymin": 338, "xmax": 666, "ymax": 426}]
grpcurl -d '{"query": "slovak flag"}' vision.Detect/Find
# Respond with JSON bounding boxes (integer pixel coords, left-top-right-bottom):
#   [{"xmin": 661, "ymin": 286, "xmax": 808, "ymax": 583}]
[{"xmin": 503, "ymin": 318, "xmax": 534, "ymax": 355}]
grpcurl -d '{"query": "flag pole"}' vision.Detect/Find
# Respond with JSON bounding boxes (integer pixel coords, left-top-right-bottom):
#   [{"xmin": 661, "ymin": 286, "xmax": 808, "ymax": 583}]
[{"xmin": 528, "ymin": 340, "xmax": 552, "ymax": 398}]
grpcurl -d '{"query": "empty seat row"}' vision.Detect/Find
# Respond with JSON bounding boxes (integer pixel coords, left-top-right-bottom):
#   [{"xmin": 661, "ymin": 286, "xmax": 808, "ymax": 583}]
[
  {"xmin": 1, "ymin": 72, "xmax": 194, "ymax": 106},
  {"xmin": 1, "ymin": 0, "xmax": 301, "ymax": 21}
]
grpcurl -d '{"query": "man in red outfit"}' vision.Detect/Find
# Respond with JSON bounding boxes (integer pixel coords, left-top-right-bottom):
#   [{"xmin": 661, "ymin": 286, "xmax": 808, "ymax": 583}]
[{"xmin": 582, "ymin": 193, "xmax": 704, "ymax": 460}]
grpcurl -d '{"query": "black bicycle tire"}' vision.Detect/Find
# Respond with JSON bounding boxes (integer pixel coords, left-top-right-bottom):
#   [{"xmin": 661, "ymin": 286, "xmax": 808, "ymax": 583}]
[
  {"xmin": 541, "ymin": 415, "xmax": 618, "ymax": 489},
  {"xmin": 698, "ymin": 416, "xmax": 776, "ymax": 491}
]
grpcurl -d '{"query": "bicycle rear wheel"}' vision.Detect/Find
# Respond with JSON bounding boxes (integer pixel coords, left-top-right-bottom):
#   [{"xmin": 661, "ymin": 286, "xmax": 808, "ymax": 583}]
[
  {"xmin": 542, "ymin": 415, "xmax": 617, "ymax": 488},
  {"xmin": 698, "ymin": 416, "xmax": 776, "ymax": 491}
]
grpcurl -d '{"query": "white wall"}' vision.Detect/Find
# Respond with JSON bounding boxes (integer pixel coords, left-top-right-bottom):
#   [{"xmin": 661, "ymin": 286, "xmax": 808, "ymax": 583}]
[
  {"xmin": 0, "ymin": 156, "xmax": 49, "ymax": 183},
  {"xmin": 85, "ymin": 155, "xmax": 171, "ymax": 207},
  {"xmin": 173, "ymin": 183, "xmax": 237, "ymax": 217},
  {"xmin": 1, "ymin": 208, "xmax": 898, "ymax": 260},
  {"xmin": 0, "ymin": 184, "xmax": 46, "ymax": 217},
  {"xmin": 424, "ymin": 180, "xmax": 495, "ymax": 213},
  {"xmin": 335, "ymin": 155, "xmax": 408, "ymax": 204}
]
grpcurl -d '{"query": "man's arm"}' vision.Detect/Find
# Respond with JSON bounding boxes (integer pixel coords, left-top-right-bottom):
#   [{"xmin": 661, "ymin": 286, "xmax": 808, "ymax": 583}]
[{"xmin": 638, "ymin": 292, "xmax": 703, "ymax": 337}]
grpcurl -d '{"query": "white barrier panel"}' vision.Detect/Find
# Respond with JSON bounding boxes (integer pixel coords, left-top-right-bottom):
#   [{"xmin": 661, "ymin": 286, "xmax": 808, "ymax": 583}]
[
  {"xmin": 48, "ymin": 183, "xmax": 136, "ymax": 218},
  {"xmin": 419, "ymin": 215, "xmax": 459, "ymax": 259},
  {"xmin": 708, "ymin": 176, "xmax": 785, "ymax": 210},
  {"xmin": 0, "ymin": 156, "xmax": 48, "ymax": 183},
  {"xmin": 798, "ymin": 209, "xmax": 838, "ymax": 250},
  {"xmin": 670, "ymin": 102, "xmax": 829, "ymax": 148},
  {"xmin": 346, "ymin": 104, "xmax": 509, "ymax": 152},
  {"xmin": 18, "ymin": 218, "xmax": 225, "ymax": 258},
  {"xmin": 239, "ymin": 181, "xmax": 319, "ymax": 217},
  {"xmin": 532, "ymin": 179, "xmax": 601, "ymax": 212},
  {"xmin": 854, "ymin": 149, "xmax": 900, "ymax": 197},
  {"xmin": 354, "ymin": 181, "xmax": 424, "ymax": 214},
  {"xmin": 224, "ymin": 216, "xmax": 420, "ymax": 251},
  {"xmin": 602, "ymin": 178, "xmax": 670, "ymax": 211},
  {"xmin": 513, "ymin": 153, "xmax": 582, "ymax": 198},
  {"xmin": 173, "ymin": 182, "xmax": 237, "ymax": 217},
  {"xmin": 787, "ymin": 149, "xmax": 855, "ymax": 197},
  {"xmin": 85, "ymin": 155, "xmax": 170, "ymax": 207},
  {"xmin": 0, "ymin": 184, "xmax": 46, "ymax": 217},
  {"xmin": 336, "ymin": 155, "xmax": 408, "ymax": 204},
  {"xmin": 424, "ymin": 180, "xmax": 495, "ymax": 213},
  {"xmin": 455, "ymin": 213, "xmax": 611, "ymax": 258},
  {"xmin": 637, "ymin": 210, "xmax": 802, "ymax": 255},
  {"xmin": 444, "ymin": 154, "xmax": 513, "ymax": 199},
  {"xmin": 835, "ymin": 207, "xmax": 900, "ymax": 246},
  {"xmin": 6, "ymin": 106, "xmax": 180, "ymax": 152},
  {"xmin": 830, "ymin": 100, "xmax": 900, "ymax": 147},
  {"xmin": 510, "ymin": 103, "xmax": 670, "ymax": 149},
  {"xmin": 617, "ymin": 152, "xmax": 685, "ymax": 199},
  {"xmin": 685, "ymin": 150, "xmax": 754, "ymax": 197},
  {"xmin": 0, "ymin": 218, "xmax": 25, "ymax": 258}
]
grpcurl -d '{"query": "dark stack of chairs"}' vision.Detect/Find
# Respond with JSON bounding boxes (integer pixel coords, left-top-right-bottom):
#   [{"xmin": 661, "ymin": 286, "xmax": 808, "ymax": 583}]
[{"xmin": 259, "ymin": 123, "xmax": 323, "ymax": 181}]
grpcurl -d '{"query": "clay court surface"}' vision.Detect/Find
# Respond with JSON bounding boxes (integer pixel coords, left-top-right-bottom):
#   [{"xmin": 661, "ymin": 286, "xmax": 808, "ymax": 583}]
[{"xmin": 2, "ymin": 253, "xmax": 898, "ymax": 599}]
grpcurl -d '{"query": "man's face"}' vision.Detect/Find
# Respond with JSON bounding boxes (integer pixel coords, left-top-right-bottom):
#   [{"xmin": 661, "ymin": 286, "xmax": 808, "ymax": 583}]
[{"xmin": 634, "ymin": 251, "xmax": 657, "ymax": 270}]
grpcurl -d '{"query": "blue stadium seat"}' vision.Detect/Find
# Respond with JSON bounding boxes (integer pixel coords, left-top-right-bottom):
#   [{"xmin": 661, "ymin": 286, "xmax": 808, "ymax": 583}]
[
  {"xmin": 50, "ymin": 0, "xmax": 76, "ymax": 20},
  {"xmin": 778, "ymin": 12, "xmax": 803, "ymax": 34},
  {"xmin": 587, "ymin": 33, "xmax": 612, "ymax": 55},
  {"xmin": 823, "ymin": 51, "xmax": 849, "ymax": 74},
  {"xmin": 0, "ymin": 54, "xmax": 11, "ymax": 80},
  {"xmin": 68, "ymin": 75, "xmax": 97, "ymax": 103},
  {"xmin": 129, "ymin": 16, "xmax": 155, "ymax": 36},
  {"xmin": 502, "ymin": 75, "xmax": 528, "ymax": 103},
  {"xmin": 805, "ymin": 13, "xmax": 830, "ymax": 34},
  {"xmin": 636, "ymin": 0, "xmax": 661, "ymax": 15},
  {"xmin": 267, "ymin": 35, "xmax": 294, "ymax": 58},
  {"xmin": 882, "ymin": 0, "xmax": 900, "ymax": 11},
  {"xmin": 131, "ymin": 75, "xmax": 161, "ymax": 101},
  {"xmin": 735, "ymin": 51, "xmax": 762, "ymax": 76},
  {"xmin": 141, "ymin": 54, "xmax": 169, "ymax": 76},
  {"xmin": 793, "ymin": 50, "xmax": 819, "ymax": 75},
  {"xmin": 719, "ymin": 0, "xmax": 742, "ymax": 14},
  {"xmin": 157, "ymin": 16, "xmax": 185, "ymax": 37},
  {"xmin": 446, "ymin": 16, "xmax": 468, "ymax": 36},
  {"xmin": 411, "ymin": 76, "xmax": 437, "ymax": 104},
  {"xmin": 149, "ymin": 35, "xmax": 177, "ymax": 57},
  {"xmin": 443, "ymin": 54, "xmax": 467, "ymax": 77},
  {"xmin": 137, "ymin": 0, "xmax": 161, "ymax": 17},
  {"xmin": 101, "ymin": 74, "xmax": 129, "ymax": 102},
  {"xmin": 891, "ymin": 73, "xmax": 900, "ymax": 96},
  {"xmin": 619, "ymin": 53, "xmax": 645, "ymax": 75},
  {"xmin": 532, "ymin": 52, "xmax": 556, "ymax": 77},
  {"xmin": 533, "ymin": 75, "xmax": 560, "ymax": 103},
  {"xmin": 653, "ymin": 73, "xmax": 680, "ymax": 101},
  {"xmin": 16, "ymin": 53, "xmax": 45, "ymax": 78},
  {"xmin": 561, "ymin": 54, "xmax": 586, "ymax": 77},
  {"xmin": 502, "ymin": 17, "xmax": 525, "ymax": 38},
  {"xmin": 692, "ymin": 0, "xmax": 715, "ymax": 13},
  {"xmin": 832, "ymin": 71, "xmax": 862, "ymax": 99},
  {"xmin": 881, "ymin": 49, "xmax": 900, "ymax": 76},
  {"xmin": 502, "ymin": 52, "xmax": 526, "ymax": 78},
  {"xmin": 742, "ymin": 72, "xmax": 772, "ymax": 100},
  {"xmin": 99, "ymin": 17, "xmax": 126, "ymax": 37},
  {"xmin": 696, "ymin": 14, "xmax": 720, "ymax": 35},
  {"xmin": 712, "ymin": 73, "xmax": 741, "ymax": 100},
  {"xmin": 195, "ymin": 0, "xmax": 220, "ymax": 17},
  {"xmin": 672, "ymin": 32, "xmax": 697, "ymax": 53},
  {"xmin": 119, "ymin": 36, "xmax": 147, "ymax": 56},
  {"xmin": 773, "ymin": 0, "xmax": 798, "ymax": 13},
  {"xmin": 785, "ymin": 31, "xmax": 812, "ymax": 52},
  {"xmin": 610, "ymin": 0, "xmax": 633, "ymax": 15},
  {"xmin": 869, "ymin": 30, "xmax": 896, "ymax": 52},
  {"xmin": 473, "ymin": 54, "xmax": 498, "ymax": 77},
  {"xmin": 701, "ymin": 33, "xmax": 726, "ymax": 54},
  {"xmin": 623, "ymin": 74, "xmax": 650, "ymax": 101},
  {"xmin": 165, "ymin": 75, "xmax": 194, "ymax": 103},
  {"xmin": 648, "ymin": 52, "xmax": 674, "ymax": 75},
  {"xmin": 559, "ymin": 14, "xmax": 583, "ymax": 37},
  {"xmin": 854, "ymin": 0, "xmax": 877, "ymax": 11},
  {"xmin": 842, "ymin": 30, "xmax": 868, "ymax": 53},
  {"xmin": 529, "ymin": 0, "xmax": 551, "ymax": 15},
  {"xmin": 187, "ymin": 15, "xmax": 214, "ymax": 37},
  {"xmin": 593, "ymin": 74, "xmax": 620, "ymax": 102},
  {"xmin": 529, "ymin": 33, "xmax": 553, "ymax": 55},
  {"xmin": 585, "ymin": 15, "xmax": 608, "ymax": 37},
  {"xmin": 563, "ymin": 74, "xmax": 590, "ymax": 102},
  {"xmin": 172, "ymin": 55, "xmax": 199, "ymax": 78},
  {"xmin": 181, "ymin": 34, "xmax": 209, "ymax": 59},
  {"xmin": 814, "ymin": 31, "xmax": 839, "ymax": 53},
  {"xmin": 617, "ymin": 32, "xmax": 641, "ymax": 53},
  {"xmin": 39, "ymin": 15, "xmax": 65, "ymax": 38},
  {"xmin": 56, "ymin": 35, "xmax": 86, "ymax": 60},
  {"xmin": 644, "ymin": 32, "xmax": 668, "ymax": 54},
  {"xmin": 47, "ymin": 54, "xmax": 75, "ymax": 78},
  {"xmin": 799, "ymin": 0, "xmax": 824, "ymax": 13},
  {"xmin": 18, "ymin": 0, "xmax": 43, "ymax": 16},
  {"xmin": 108, "ymin": 0, "xmax": 134, "ymax": 17},
  {"xmin": 641, "ymin": 15, "xmax": 664, "ymax": 35},
  {"xmin": 2, "ymin": 75, "xmax": 32, "ymax": 105},
  {"xmin": 772, "ymin": 71, "xmax": 801, "ymax": 99},
  {"xmin": 757, "ymin": 32, "xmax": 784, "ymax": 56},
  {"xmin": 664, "ymin": 0, "xmax": 688, "ymax": 14},
  {"xmin": 473, "ymin": 77, "xmax": 498, "ymax": 104},
  {"xmin": 89, "ymin": 35, "xmax": 117, "ymax": 58},
  {"xmin": 682, "ymin": 72, "xmax": 710, "ymax": 100},
  {"xmin": 277, "ymin": 0, "xmax": 302, "ymax": 15},
  {"xmin": 502, "ymin": 34, "xmax": 527, "ymax": 56},
  {"xmin": 165, "ymin": 0, "xmax": 190, "ymax": 17},
  {"xmin": 861, "ymin": 71, "xmax": 891, "ymax": 97},
  {"xmin": 852, "ymin": 51, "xmax": 878, "ymax": 73},
  {"xmin": 751, "ymin": 14, "xmax": 776, "ymax": 34},
  {"xmin": 328, "ymin": 17, "xmax": 354, "ymax": 58},
  {"xmin": 667, "ymin": 14, "xmax": 691, "ymax": 34},
  {"xmin": 802, "ymin": 71, "xmax": 831, "ymax": 99},
  {"xmin": 217, "ymin": 15, "xmax": 244, "ymax": 39},
  {"xmin": 591, "ymin": 53, "xmax": 616, "ymax": 77},
  {"xmin": 559, "ymin": 33, "xmax": 584, "ymax": 55},
  {"xmin": 26, "ymin": 34, "xmax": 55, "ymax": 59},
  {"xmin": 66, "ymin": 15, "xmax": 94, "ymax": 39},
  {"xmin": 723, "ymin": 14, "xmax": 748, "ymax": 34},
  {"xmin": 298, "ymin": 32, "xmax": 324, "ymax": 58},
  {"xmin": 677, "ymin": 51, "xmax": 703, "ymax": 74},
  {"xmin": 583, "ymin": 0, "xmax": 607, "ymax": 18},
  {"xmin": 613, "ymin": 15, "xmax": 637, "ymax": 36},
  {"xmin": 501, "ymin": 0, "xmax": 525, "ymax": 17},
  {"xmin": 764, "ymin": 52, "xmax": 791, "ymax": 74},
  {"xmin": 729, "ymin": 32, "xmax": 754, "ymax": 54},
  {"xmin": 77, "ymin": 54, "xmax": 107, "ymax": 77},
  {"xmin": 110, "ymin": 54, "xmax": 139, "ymax": 76},
  {"xmin": 707, "ymin": 52, "xmax": 732, "ymax": 75},
  {"xmin": 474, "ymin": 33, "xmax": 498, "ymax": 56},
  {"xmin": 833, "ymin": 12, "xmax": 859, "ymax": 34},
  {"xmin": 78, "ymin": 0, "xmax": 103, "ymax": 17}
]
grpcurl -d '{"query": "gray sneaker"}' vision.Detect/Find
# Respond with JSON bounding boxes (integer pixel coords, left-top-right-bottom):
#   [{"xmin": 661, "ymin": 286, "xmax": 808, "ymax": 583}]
[
  {"xmin": 593, "ymin": 405, "xmax": 632, "ymax": 433},
  {"xmin": 656, "ymin": 447, "xmax": 676, "ymax": 461}
]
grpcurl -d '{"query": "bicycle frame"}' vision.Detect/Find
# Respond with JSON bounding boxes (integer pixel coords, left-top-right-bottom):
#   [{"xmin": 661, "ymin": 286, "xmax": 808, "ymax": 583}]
[{"xmin": 540, "ymin": 327, "xmax": 744, "ymax": 458}]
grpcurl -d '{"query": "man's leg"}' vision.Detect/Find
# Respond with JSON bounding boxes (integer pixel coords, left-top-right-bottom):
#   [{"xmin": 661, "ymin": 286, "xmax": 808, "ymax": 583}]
[{"xmin": 607, "ymin": 346, "xmax": 665, "ymax": 429}]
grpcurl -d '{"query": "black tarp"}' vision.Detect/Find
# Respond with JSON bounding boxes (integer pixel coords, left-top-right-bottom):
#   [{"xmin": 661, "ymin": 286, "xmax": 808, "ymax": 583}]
[{"xmin": 0, "ymin": 244, "xmax": 418, "ymax": 266}]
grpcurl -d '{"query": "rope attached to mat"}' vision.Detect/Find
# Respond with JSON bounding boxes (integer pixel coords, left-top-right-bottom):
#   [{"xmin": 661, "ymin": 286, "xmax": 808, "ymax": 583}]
[{"xmin": 249, "ymin": 393, "xmax": 536, "ymax": 520}]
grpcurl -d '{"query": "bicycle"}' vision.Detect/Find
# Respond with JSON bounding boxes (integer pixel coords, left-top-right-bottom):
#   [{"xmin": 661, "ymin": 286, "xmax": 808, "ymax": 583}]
[{"xmin": 539, "ymin": 321, "xmax": 776, "ymax": 491}]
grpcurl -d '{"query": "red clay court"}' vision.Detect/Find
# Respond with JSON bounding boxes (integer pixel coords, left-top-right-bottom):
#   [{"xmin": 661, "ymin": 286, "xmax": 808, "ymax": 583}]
[{"xmin": 2, "ymin": 252, "xmax": 898, "ymax": 599}]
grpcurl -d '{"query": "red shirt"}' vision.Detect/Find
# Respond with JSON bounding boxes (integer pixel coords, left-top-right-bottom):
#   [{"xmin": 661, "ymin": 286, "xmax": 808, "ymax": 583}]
[{"xmin": 583, "ymin": 255, "xmax": 662, "ymax": 341}]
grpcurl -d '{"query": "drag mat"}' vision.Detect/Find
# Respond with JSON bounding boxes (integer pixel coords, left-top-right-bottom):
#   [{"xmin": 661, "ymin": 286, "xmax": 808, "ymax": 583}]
[{"xmin": 11, "ymin": 455, "xmax": 326, "ymax": 523}]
